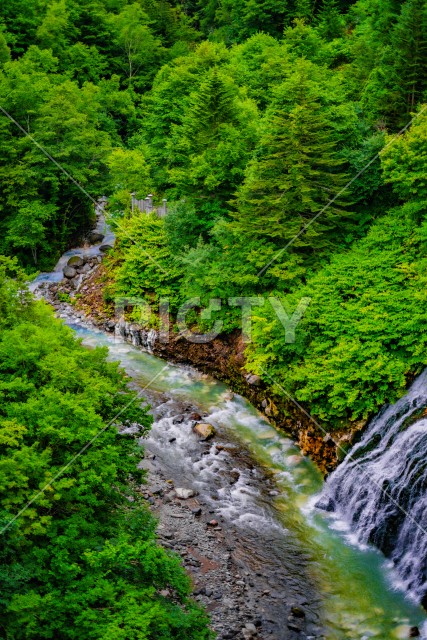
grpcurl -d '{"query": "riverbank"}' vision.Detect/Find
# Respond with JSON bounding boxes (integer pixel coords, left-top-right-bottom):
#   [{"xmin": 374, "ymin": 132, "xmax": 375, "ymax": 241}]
[
  {"xmin": 140, "ymin": 432, "xmax": 322, "ymax": 640},
  {"xmin": 41, "ymin": 261, "xmax": 363, "ymax": 474},
  {"xmin": 61, "ymin": 308, "xmax": 325, "ymax": 640}
]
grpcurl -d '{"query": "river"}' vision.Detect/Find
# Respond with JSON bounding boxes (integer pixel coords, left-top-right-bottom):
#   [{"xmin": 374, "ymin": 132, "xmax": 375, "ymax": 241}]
[
  {"xmin": 59, "ymin": 316, "xmax": 426, "ymax": 639},
  {"xmin": 32, "ymin": 208, "xmax": 427, "ymax": 638}
]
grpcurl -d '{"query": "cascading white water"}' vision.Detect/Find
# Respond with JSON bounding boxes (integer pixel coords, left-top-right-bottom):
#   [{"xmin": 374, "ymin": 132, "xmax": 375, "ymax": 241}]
[{"xmin": 318, "ymin": 369, "xmax": 427, "ymax": 605}]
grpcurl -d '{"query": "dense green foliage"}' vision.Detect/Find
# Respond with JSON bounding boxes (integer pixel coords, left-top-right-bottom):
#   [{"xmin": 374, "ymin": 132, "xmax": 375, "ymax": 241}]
[
  {"xmin": 0, "ymin": 259, "xmax": 211, "ymax": 639},
  {"xmin": 246, "ymin": 200, "xmax": 427, "ymax": 423},
  {"xmin": 1, "ymin": 0, "xmax": 427, "ymax": 632},
  {"xmin": 0, "ymin": 0, "xmax": 201, "ymax": 269},
  {"xmin": 1, "ymin": 1, "xmax": 427, "ymax": 425},
  {"xmin": 100, "ymin": 0, "xmax": 426, "ymax": 429}
]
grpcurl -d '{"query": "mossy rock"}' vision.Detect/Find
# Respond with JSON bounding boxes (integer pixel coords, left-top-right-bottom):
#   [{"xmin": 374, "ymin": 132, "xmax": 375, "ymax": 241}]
[
  {"xmin": 67, "ymin": 255, "xmax": 84, "ymax": 267},
  {"xmin": 88, "ymin": 231, "xmax": 104, "ymax": 244}
]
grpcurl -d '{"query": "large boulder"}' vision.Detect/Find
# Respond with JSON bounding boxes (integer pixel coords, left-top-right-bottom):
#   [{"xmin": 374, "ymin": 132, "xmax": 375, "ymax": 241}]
[
  {"xmin": 67, "ymin": 255, "xmax": 84, "ymax": 267},
  {"xmin": 193, "ymin": 423, "xmax": 215, "ymax": 440},
  {"xmin": 88, "ymin": 231, "xmax": 104, "ymax": 244},
  {"xmin": 63, "ymin": 266, "xmax": 77, "ymax": 279}
]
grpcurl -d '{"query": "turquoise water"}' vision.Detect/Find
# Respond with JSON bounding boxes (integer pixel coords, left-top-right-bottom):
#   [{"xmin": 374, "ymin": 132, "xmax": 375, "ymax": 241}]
[{"xmin": 72, "ymin": 322, "xmax": 427, "ymax": 639}]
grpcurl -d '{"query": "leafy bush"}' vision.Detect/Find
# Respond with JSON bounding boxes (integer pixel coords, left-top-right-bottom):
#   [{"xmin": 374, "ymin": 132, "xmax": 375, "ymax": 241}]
[
  {"xmin": 246, "ymin": 201, "xmax": 427, "ymax": 425},
  {"xmin": 0, "ymin": 268, "xmax": 211, "ymax": 639},
  {"xmin": 113, "ymin": 213, "xmax": 185, "ymax": 314}
]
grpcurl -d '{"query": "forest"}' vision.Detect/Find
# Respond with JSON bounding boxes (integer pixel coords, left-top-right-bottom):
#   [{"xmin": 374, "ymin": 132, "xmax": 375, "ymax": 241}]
[
  {"xmin": 1, "ymin": 0, "xmax": 427, "ymax": 637},
  {"xmin": 1, "ymin": 0, "xmax": 427, "ymax": 427}
]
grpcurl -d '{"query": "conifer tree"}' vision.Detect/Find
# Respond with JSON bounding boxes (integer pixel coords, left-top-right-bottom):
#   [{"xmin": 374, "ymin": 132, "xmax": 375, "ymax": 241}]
[
  {"xmin": 209, "ymin": 0, "xmax": 292, "ymax": 42},
  {"xmin": 167, "ymin": 67, "xmax": 258, "ymax": 205},
  {"xmin": 0, "ymin": 29, "xmax": 10, "ymax": 64},
  {"xmin": 184, "ymin": 68, "xmax": 238, "ymax": 147},
  {"xmin": 316, "ymin": 0, "xmax": 345, "ymax": 39},
  {"xmin": 293, "ymin": 0, "xmax": 314, "ymax": 21},
  {"xmin": 197, "ymin": 0, "xmax": 220, "ymax": 35},
  {"xmin": 391, "ymin": 0, "xmax": 427, "ymax": 116},
  {"xmin": 233, "ymin": 64, "xmax": 352, "ymax": 252}
]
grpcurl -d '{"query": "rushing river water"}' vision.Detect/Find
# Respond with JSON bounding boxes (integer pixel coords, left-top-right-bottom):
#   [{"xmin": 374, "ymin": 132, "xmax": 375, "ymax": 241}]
[
  {"xmin": 319, "ymin": 370, "xmax": 427, "ymax": 613},
  {"xmin": 62, "ymin": 319, "xmax": 427, "ymax": 639}
]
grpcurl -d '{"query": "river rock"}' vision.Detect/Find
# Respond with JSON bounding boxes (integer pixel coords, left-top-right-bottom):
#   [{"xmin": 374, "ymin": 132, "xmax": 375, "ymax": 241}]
[
  {"xmin": 175, "ymin": 488, "xmax": 196, "ymax": 499},
  {"xmin": 287, "ymin": 617, "xmax": 304, "ymax": 632},
  {"xmin": 247, "ymin": 374, "xmax": 262, "ymax": 386},
  {"xmin": 63, "ymin": 266, "xmax": 77, "ymax": 278},
  {"xmin": 67, "ymin": 255, "xmax": 84, "ymax": 267},
  {"xmin": 290, "ymin": 605, "xmax": 305, "ymax": 618},
  {"xmin": 242, "ymin": 623, "xmax": 257, "ymax": 639},
  {"xmin": 99, "ymin": 244, "xmax": 113, "ymax": 253},
  {"xmin": 409, "ymin": 627, "xmax": 420, "ymax": 637},
  {"xmin": 230, "ymin": 470, "xmax": 240, "ymax": 484},
  {"xmin": 77, "ymin": 263, "xmax": 91, "ymax": 274},
  {"xmin": 315, "ymin": 495, "xmax": 335, "ymax": 512},
  {"xmin": 193, "ymin": 422, "xmax": 215, "ymax": 440},
  {"xmin": 88, "ymin": 231, "xmax": 104, "ymax": 244}
]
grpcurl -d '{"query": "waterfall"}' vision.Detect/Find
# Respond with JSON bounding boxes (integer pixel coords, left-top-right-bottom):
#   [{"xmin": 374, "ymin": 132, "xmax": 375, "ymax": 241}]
[{"xmin": 317, "ymin": 369, "xmax": 427, "ymax": 605}]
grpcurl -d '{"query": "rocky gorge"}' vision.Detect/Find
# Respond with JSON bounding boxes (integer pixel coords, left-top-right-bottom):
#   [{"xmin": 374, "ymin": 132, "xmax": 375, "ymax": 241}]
[
  {"xmin": 37, "ymin": 251, "xmax": 362, "ymax": 476},
  {"xmin": 30, "ymin": 237, "xmax": 427, "ymax": 639},
  {"xmin": 34, "ymin": 243, "xmax": 325, "ymax": 640}
]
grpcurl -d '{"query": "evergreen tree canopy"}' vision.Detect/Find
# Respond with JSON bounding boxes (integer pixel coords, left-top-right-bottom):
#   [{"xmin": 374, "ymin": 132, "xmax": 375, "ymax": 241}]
[
  {"xmin": 232, "ymin": 62, "xmax": 355, "ymax": 251},
  {"xmin": 166, "ymin": 67, "xmax": 259, "ymax": 207}
]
